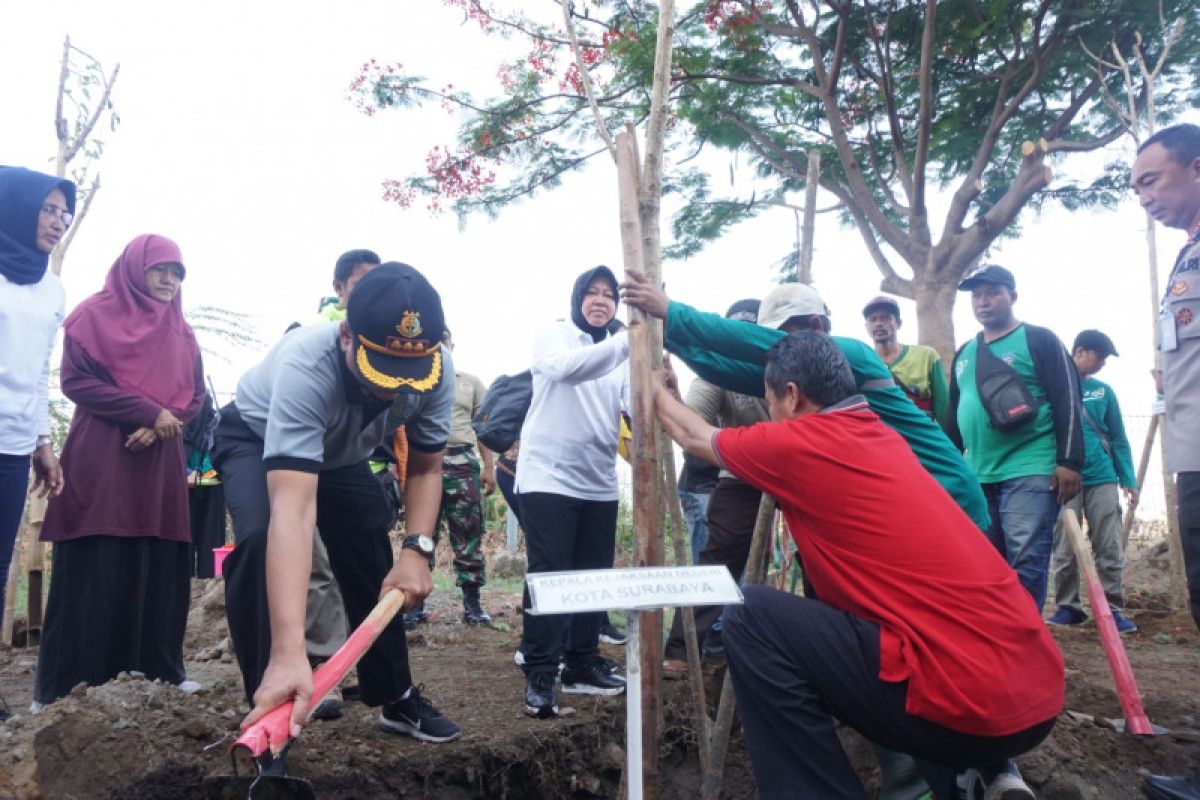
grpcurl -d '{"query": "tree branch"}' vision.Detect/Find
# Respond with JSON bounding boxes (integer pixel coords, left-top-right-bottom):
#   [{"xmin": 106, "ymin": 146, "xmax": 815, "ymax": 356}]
[
  {"xmin": 560, "ymin": 0, "xmax": 617, "ymax": 162},
  {"xmin": 910, "ymin": 0, "xmax": 937, "ymax": 230}
]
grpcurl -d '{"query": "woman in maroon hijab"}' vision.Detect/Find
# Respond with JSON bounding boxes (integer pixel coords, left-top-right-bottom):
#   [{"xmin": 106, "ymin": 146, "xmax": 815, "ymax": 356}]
[{"xmin": 34, "ymin": 234, "xmax": 205, "ymax": 706}]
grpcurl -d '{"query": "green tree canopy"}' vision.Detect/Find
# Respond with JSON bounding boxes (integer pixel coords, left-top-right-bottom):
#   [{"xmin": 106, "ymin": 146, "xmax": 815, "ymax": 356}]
[{"xmin": 354, "ymin": 0, "xmax": 1199, "ymax": 355}]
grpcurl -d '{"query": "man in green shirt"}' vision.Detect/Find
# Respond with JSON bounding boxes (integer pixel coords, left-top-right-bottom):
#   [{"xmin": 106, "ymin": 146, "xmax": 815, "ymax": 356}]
[
  {"xmin": 1046, "ymin": 330, "xmax": 1138, "ymax": 633},
  {"xmin": 863, "ymin": 295, "xmax": 949, "ymax": 423},
  {"xmin": 622, "ymin": 274, "xmax": 989, "ymax": 531},
  {"xmin": 946, "ymin": 265, "xmax": 1083, "ymax": 615}
]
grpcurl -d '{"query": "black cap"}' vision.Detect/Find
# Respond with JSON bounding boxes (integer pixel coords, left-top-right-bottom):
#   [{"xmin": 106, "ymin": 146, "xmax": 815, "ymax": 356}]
[
  {"xmin": 725, "ymin": 298, "xmax": 760, "ymax": 322},
  {"xmin": 1073, "ymin": 329, "xmax": 1119, "ymax": 357},
  {"xmin": 862, "ymin": 295, "xmax": 901, "ymax": 320},
  {"xmin": 347, "ymin": 262, "xmax": 446, "ymax": 393},
  {"xmin": 958, "ymin": 265, "xmax": 1016, "ymax": 292}
]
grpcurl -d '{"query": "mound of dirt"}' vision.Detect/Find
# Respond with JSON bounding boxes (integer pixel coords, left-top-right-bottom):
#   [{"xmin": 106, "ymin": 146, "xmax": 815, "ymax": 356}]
[{"xmin": 0, "ymin": 535, "xmax": 1197, "ymax": 799}]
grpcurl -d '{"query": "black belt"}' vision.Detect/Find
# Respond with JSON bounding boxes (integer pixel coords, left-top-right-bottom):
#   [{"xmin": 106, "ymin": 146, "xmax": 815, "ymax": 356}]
[{"xmin": 446, "ymin": 445, "xmax": 474, "ymax": 456}]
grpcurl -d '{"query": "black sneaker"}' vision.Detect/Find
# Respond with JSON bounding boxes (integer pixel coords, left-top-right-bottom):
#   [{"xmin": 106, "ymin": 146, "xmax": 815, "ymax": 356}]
[
  {"xmin": 561, "ymin": 658, "xmax": 626, "ymax": 696},
  {"xmin": 596, "ymin": 656, "xmax": 623, "ymax": 676},
  {"xmin": 598, "ymin": 621, "xmax": 628, "ymax": 645},
  {"xmin": 524, "ymin": 671, "xmax": 559, "ymax": 719},
  {"xmin": 702, "ymin": 627, "xmax": 724, "ymax": 655},
  {"xmin": 379, "ymin": 684, "xmax": 461, "ymax": 743}
]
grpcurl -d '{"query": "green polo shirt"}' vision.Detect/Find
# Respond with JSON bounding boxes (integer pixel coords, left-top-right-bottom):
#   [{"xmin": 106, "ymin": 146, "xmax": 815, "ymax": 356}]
[
  {"xmin": 664, "ymin": 301, "xmax": 989, "ymax": 530},
  {"xmin": 1079, "ymin": 377, "xmax": 1137, "ymax": 488},
  {"xmin": 952, "ymin": 326, "xmax": 1056, "ymax": 482}
]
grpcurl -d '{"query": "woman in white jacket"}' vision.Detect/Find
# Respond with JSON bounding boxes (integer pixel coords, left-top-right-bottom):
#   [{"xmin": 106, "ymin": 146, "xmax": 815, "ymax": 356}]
[{"xmin": 516, "ymin": 265, "xmax": 629, "ymax": 718}]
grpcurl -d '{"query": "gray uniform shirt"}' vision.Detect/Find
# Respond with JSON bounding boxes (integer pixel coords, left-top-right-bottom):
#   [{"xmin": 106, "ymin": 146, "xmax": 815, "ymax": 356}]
[
  {"xmin": 1163, "ymin": 235, "xmax": 1200, "ymax": 473},
  {"xmin": 685, "ymin": 377, "xmax": 769, "ymax": 480},
  {"xmin": 235, "ymin": 322, "xmax": 454, "ymax": 472}
]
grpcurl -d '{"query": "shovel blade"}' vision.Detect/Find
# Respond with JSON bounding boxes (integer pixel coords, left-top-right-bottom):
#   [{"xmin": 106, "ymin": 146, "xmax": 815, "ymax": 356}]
[{"xmin": 203, "ymin": 774, "xmax": 316, "ymax": 800}]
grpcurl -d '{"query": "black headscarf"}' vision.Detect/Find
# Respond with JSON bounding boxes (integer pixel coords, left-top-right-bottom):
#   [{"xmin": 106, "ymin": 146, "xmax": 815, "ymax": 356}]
[
  {"xmin": 570, "ymin": 265, "xmax": 619, "ymax": 343},
  {"xmin": 0, "ymin": 166, "xmax": 76, "ymax": 285}
]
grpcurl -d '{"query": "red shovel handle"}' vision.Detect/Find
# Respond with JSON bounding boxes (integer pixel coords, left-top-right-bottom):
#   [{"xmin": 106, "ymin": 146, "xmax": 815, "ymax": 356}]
[
  {"xmin": 1059, "ymin": 510, "xmax": 1153, "ymax": 735},
  {"xmin": 234, "ymin": 588, "xmax": 407, "ymax": 758}
]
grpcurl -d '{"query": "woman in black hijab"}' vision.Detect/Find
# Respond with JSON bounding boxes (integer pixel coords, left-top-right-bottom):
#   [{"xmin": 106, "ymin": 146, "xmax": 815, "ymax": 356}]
[{"xmin": 514, "ymin": 266, "xmax": 630, "ymax": 718}]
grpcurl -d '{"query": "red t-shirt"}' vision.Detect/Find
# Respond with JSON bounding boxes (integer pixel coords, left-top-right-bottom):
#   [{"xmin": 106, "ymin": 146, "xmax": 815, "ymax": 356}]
[{"xmin": 714, "ymin": 399, "xmax": 1064, "ymax": 736}]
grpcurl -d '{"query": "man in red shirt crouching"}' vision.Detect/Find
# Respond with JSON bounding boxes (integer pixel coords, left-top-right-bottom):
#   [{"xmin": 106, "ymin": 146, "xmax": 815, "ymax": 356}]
[{"xmin": 652, "ymin": 331, "xmax": 1063, "ymax": 800}]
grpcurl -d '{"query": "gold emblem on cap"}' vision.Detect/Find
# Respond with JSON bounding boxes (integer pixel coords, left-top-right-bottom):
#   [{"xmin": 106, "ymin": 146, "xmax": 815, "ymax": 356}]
[
  {"xmin": 356, "ymin": 346, "xmax": 443, "ymax": 392},
  {"xmin": 397, "ymin": 311, "xmax": 423, "ymax": 339}
]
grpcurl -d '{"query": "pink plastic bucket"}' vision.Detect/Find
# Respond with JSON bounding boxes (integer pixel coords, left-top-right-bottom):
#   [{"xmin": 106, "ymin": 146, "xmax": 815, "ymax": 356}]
[{"xmin": 213, "ymin": 544, "xmax": 235, "ymax": 577}]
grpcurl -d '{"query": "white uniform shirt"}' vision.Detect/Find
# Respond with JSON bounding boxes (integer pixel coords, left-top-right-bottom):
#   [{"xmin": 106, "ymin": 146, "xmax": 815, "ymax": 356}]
[
  {"xmin": 0, "ymin": 271, "xmax": 64, "ymax": 455},
  {"xmin": 515, "ymin": 321, "xmax": 629, "ymax": 501}
]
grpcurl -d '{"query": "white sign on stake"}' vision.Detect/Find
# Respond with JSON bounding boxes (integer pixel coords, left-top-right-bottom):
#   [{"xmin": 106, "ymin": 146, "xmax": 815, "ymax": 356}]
[{"xmin": 525, "ymin": 565, "xmax": 742, "ymax": 615}]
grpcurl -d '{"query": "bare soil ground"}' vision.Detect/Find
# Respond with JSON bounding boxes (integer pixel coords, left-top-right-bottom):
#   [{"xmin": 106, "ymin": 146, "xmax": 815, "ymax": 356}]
[{"xmin": 0, "ymin": 532, "xmax": 1196, "ymax": 799}]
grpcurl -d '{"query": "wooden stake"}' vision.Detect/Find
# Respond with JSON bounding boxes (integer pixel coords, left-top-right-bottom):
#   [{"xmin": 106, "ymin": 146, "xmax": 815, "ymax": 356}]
[
  {"xmin": 616, "ymin": 128, "xmax": 664, "ymax": 798},
  {"xmin": 1122, "ymin": 414, "xmax": 1158, "ymax": 545},
  {"xmin": 701, "ymin": 494, "xmax": 776, "ymax": 800},
  {"xmin": 657, "ymin": 433, "xmax": 711, "ymax": 772}
]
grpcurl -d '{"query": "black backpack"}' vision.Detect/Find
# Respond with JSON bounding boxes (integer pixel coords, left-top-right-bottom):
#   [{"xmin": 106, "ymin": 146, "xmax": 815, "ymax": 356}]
[
  {"xmin": 182, "ymin": 378, "xmax": 222, "ymax": 458},
  {"xmin": 472, "ymin": 370, "xmax": 533, "ymax": 453},
  {"xmin": 973, "ymin": 333, "xmax": 1039, "ymax": 432}
]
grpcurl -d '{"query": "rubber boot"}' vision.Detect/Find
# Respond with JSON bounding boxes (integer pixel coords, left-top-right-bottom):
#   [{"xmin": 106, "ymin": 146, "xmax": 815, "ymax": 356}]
[
  {"xmin": 462, "ymin": 584, "xmax": 492, "ymax": 625},
  {"xmin": 874, "ymin": 744, "xmax": 931, "ymax": 800}
]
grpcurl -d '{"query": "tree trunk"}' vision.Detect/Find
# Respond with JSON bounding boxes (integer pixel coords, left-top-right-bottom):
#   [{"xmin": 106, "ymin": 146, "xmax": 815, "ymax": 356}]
[{"xmin": 913, "ymin": 276, "xmax": 959, "ymax": 366}]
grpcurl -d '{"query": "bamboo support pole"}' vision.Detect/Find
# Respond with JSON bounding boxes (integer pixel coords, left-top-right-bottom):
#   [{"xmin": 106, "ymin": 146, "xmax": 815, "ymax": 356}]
[
  {"xmin": 1122, "ymin": 414, "xmax": 1159, "ymax": 546},
  {"xmin": 657, "ymin": 432, "xmax": 711, "ymax": 771},
  {"xmin": 700, "ymin": 494, "xmax": 776, "ymax": 800}
]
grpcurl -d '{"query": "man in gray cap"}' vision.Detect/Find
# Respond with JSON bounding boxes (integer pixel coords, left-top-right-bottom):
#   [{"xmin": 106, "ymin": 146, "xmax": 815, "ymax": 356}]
[
  {"xmin": 946, "ymin": 265, "xmax": 1083, "ymax": 616},
  {"xmin": 1132, "ymin": 122, "xmax": 1200, "ymax": 800},
  {"xmin": 862, "ymin": 295, "xmax": 950, "ymax": 423},
  {"xmin": 1046, "ymin": 330, "xmax": 1138, "ymax": 634}
]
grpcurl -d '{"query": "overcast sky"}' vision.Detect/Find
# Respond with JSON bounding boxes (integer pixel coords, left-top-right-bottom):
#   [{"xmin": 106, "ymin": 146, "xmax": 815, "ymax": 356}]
[{"xmin": 4, "ymin": 1, "xmax": 1196, "ymax": 515}]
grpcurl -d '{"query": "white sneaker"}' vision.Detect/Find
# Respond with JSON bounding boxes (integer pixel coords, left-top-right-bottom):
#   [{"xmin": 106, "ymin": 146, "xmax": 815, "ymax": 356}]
[
  {"xmin": 982, "ymin": 772, "xmax": 1034, "ymax": 800},
  {"xmin": 513, "ymin": 650, "xmax": 526, "ymax": 667},
  {"xmin": 28, "ymin": 701, "xmax": 44, "ymax": 715},
  {"xmin": 177, "ymin": 679, "xmax": 202, "ymax": 694}
]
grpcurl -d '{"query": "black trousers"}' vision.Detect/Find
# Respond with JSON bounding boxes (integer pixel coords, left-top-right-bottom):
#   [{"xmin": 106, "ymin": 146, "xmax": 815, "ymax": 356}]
[
  {"xmin": 35, "ymin": 536, "xmax": 190, "ymax": 704},
  {"xmin": 724, "ymin": 585, "xmax": 1056, "ymax": 799},
  {"xmin": 519, "ymin": 492, "xmax": 617, "ymax": 674},
  {"xmin": 188, "ymin": 484, "xmax": 227, "ymax": 578},
  {"xmin": 664, "ymin": 477, "xmax": 762, "ymax": 660},
  {"xmin": 1179, "ymin": 472, "xmax": 1200, "ymax": 632},
  {"xmin": 213, "ymin": 408, "xmax": 412, "ymax": 706}
]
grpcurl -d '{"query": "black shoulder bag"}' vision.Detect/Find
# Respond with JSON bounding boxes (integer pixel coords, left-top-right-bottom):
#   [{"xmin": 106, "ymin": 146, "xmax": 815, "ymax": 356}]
[{"xmin": 973, "ymin": 332, "xmax": 1039, "ymax": 432}]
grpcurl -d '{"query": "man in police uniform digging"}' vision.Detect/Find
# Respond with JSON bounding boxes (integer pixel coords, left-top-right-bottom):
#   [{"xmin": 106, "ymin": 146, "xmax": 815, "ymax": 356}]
[{"xmin": 214, "ymin": 262, "xmax": 461, "ymax": 743}]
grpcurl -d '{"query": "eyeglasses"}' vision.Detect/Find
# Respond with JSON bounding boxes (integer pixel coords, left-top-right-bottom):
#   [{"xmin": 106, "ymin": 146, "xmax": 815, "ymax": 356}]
[
  {"xmin": 147, "ymin": 263, "xmax": 185, "ymax": 281},
  {"xmin": 40, "ymin": 205, "xmax": 74, "ymax": 227}
]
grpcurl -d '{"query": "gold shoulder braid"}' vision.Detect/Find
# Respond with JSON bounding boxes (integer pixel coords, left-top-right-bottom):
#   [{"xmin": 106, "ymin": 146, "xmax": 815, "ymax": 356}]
[{"xmin": 357, "ymin": 347, "xmax": 443, "ymax": 392}]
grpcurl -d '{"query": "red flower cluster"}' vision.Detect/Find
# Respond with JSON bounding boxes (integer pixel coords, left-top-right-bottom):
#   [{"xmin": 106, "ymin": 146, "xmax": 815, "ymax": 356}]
[
  {"xmin": 703, "ymin": 0, "xmax": 769, "ymax": 35},
  {"xmin": 348, "ymin": 58, "xmax": 405, "ymax": 116},
  {"xmin": 441, "ymin": 0, "xmax": 494, "ymax": 30},
  {"xmin": 423, "ymin": 145, "xmax": 497, "ymax": 211},
  {"xmin": 526, "ymin": 40, "xmax": 557, "ymax": 82},
  {"xmin": 382, "ymin": 179, "xmax": 417, "ymax": 209}
]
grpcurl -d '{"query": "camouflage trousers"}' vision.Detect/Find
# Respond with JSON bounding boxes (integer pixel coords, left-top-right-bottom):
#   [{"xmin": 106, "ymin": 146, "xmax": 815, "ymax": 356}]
[{"xmin": 437, "ymin": 452, "xmax": 486, "ymax": 587}]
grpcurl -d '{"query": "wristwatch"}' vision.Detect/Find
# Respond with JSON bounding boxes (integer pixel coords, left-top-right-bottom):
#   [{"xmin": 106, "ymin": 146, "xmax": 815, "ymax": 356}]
[
  {"xmin": 35, "ymin": 435, "xmax": 52, "ymax": 449},
  {"xmin": 401, "ymin": 534, "xmax": 435, "ymax": 557}
]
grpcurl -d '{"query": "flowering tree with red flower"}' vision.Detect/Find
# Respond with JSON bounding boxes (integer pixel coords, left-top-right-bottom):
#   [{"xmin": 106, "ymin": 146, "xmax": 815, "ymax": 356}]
[{"xmin": 353, "ymin": 0, "xmax": 1200, "ymax": 357}]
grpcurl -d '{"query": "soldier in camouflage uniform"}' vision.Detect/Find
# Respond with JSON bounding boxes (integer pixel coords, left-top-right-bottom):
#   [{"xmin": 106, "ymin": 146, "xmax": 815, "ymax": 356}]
[{"xmin": 405, "ymin": 330, "xmax": 496, "ymax": 627}]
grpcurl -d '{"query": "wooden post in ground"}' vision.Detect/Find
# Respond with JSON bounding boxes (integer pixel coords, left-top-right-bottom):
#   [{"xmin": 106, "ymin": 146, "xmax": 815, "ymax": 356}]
[
  {"xmin": 658, "ymin": 432, "xmax": 711, "ymax": 772},
  {"xmin": 1123, "ymin": 414, "xmax": 1159, "ymax": 545},
  {"xmin": 701, "ymin": 494, "xmax": 777, "ymax": 800},
  {"xmin": 616, "ymin": 128, "xmax": 663, "ymax": 798}
]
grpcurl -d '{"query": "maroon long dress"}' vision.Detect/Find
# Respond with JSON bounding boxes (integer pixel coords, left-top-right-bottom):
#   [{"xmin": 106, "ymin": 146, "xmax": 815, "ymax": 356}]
[{"xmin": 34, "ymin": 336, "xmax": 204, "ymax": 703}]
